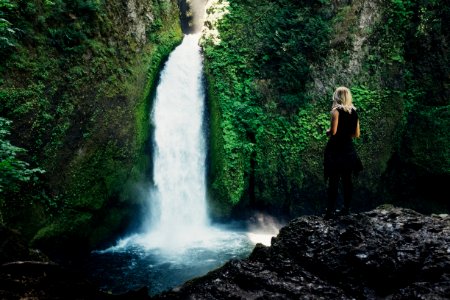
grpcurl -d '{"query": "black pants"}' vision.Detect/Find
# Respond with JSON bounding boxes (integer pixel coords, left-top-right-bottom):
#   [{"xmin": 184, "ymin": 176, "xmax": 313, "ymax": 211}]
[{"xmin": 327, "ymin": 170, "xmax": 352, "ymax": 213}]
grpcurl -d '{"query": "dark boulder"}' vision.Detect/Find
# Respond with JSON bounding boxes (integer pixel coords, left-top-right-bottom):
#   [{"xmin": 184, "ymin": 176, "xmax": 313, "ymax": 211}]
[
  {"xmin": 0, "ymin": 225, "xmax": 150, "ymax": 299},
  {"xmin": 1, "ymin": 206, "xmax": 448, "ymax": 299},
  {"xmin": 155, "ymin": 206, "xmax": 450, "ymax": 299},
  {"xmin": 0, "ymin": 226, "xmax": 30, "ymax": 264},
  {"xmin": 0, "ymin": 260, "xmax": 154, "ymax": 300}
]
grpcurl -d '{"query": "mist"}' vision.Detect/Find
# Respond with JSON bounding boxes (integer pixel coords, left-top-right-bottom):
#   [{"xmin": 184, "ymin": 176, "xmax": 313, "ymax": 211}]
[
  {"xmin": 179, "ymin": 0, "xmax": 208, "ymax": 33},
  {"xmin": 246, "ymin": 213, "xmax": 284, "ymax": 246}
]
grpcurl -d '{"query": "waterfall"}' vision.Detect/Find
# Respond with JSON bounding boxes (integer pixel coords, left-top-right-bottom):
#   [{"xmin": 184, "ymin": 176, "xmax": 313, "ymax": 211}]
[
  {"xmin": 142, "ymin": 33, "xmax": 211, "ymax": 250},
  {"xmin": 88, "ymin": 32, "xmax": 278, "ymax": 297}
]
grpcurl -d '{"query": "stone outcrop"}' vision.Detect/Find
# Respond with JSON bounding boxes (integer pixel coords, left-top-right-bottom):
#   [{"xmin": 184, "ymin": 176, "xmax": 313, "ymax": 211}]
[
  {"xmin": 0, "ymin": 261, "xmax": 152, "ymax": 300},
  {"xmin": 1, "ymin": 206, "xmax": 448, "ymax": 299},
  {"xmin": 155, "ymin": 206, "xmax": 450, "ymax": 299},
  {"xmin": 0, "ymin": 0, "xmax": 183, "ymax": 258}
]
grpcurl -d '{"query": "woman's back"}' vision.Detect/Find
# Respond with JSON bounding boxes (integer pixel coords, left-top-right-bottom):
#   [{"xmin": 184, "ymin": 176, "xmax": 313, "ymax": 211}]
[
  {"xmin": 328, "ymin": 108, "xmax": 358, "ymax": 151},
  {"xmin": 335, "ymin": 108, "xmax": 358, "ymax": 138}
]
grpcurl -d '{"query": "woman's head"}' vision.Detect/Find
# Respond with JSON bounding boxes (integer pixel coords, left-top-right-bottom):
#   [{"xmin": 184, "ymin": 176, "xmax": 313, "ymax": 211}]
[{"xmin": 332, "ymin": 86, "xmax": 355, "ymax": 113}]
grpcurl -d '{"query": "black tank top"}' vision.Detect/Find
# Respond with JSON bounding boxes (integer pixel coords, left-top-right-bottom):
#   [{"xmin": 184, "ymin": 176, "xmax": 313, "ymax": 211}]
[
  {"xmin": 335, "ymin": 108, "xmax": 358, "ymax": 138},
  {"xmin": 328, "ymin": 108, "xmax": 358, "ymax": 151}
]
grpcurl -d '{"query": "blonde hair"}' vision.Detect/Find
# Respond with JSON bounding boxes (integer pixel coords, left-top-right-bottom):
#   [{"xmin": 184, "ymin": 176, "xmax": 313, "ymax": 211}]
[{"xmin": 331, "ymin": 86, "xmax": 355, "ymax": 113}]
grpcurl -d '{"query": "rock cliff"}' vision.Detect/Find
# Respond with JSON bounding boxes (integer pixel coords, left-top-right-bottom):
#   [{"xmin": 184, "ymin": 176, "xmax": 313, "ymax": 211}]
[
  {"xmin": 156, "ymin": 206, "xmax": 450, "ymax": 299},
  {"xmin": 1, "ymin": 206, "xmax": 448, "ymax": 299},
  {"xmin": 201, "ymin": 0, "xmax": 450, "ymax": 219},
  {"xmin": 0, "ymin": 0, "xmax": 182, "ymax": 255}
]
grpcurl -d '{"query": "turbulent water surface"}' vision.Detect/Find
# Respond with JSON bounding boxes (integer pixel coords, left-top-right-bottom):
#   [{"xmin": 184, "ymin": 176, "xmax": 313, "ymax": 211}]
[
  {"xmin": 85, "ymin": 34, "xmax": 275, "ymax": 296},
  {"xmin": 86, "ymin": 226, "xmax": 255, "ymax": 295}
]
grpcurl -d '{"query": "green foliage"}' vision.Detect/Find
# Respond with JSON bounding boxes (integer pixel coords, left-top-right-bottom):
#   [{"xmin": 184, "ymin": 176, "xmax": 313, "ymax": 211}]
[
  {"xmin": 204, "ymin": 0, "xmax": 450, "ymax": 216},
  {"xmin": 202, "ymin": 0, "xmax": 333, "ymax": 215},
  {"xmin": 0, "ymin": 0, "xmax": 182, "ymax": 245},
  {"xmin": 404, "ymin": 105, "xmax": 450, "ymax": 174},
  {"xmin": 256, "ymin": 7, "xmax": 331, "ymax": 105},
  {"xmin": 0, "ymin": 0, "xmax": 18, "ymax": 53},
  {"xmin": 0, "ymin": 118, "xmax": 45, "ymax": 194},
  {"xmin": 364, "ymin": 0, "xmax": 449, "ymax": 157},
  {"xmin": 0, "ymin": 117, "xmax": 45, "ymax": 224}
]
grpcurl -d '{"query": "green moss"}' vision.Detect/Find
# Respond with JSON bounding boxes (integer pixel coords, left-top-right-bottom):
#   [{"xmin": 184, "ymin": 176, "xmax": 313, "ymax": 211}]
[
  {"xmin": 376, "ymin": 204, "xmax": 395, "ymax": 210},
  {"xmin": 205, "ymin": 71, "xmax": 234, "ymax": 218},
  {"xmin": 1, "ymin": 0, "xmax": 183, "ymax": 251},
  {"xmin": 45, "ymin": 22, "xmax": 183, "ymax": 248},
  {"xmin": 203, "ymin": 0, "xmax": 450, "ymax": 217},
  {"xmin": 403, "ymin": 106, "xmax": 450, "ymax": 174},
  {"xmin": 88, "ymin": 212, "xmax": 122, "ymax": 246},
  {"xmin": 31, "ymin": 211, "xmax": 93, "ymax": 255}
]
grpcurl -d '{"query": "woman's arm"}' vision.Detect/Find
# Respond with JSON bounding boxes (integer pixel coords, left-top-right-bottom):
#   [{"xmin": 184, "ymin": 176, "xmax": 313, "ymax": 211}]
[
  {"xmin": 352, "ymin": 119, "xmax": 360, "ymax": 138},
  {"xmin": 326, "ymin": 109, "xmax": 339, "ymax": 137}
]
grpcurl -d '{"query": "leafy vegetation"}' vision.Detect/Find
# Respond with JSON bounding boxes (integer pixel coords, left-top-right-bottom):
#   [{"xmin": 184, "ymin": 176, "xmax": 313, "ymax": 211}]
[
  {"xmin": 203, "ymin": 0, "xmax": 449, "ymax": 218},
  {"xmin": 0, "ymin": 0, "xmax": 182, "ymax": 247},
  {"xmin": 357, "ymin": 0, "xmax": 449, "ymax": 212},
  {"xmin": 0, "ymin": 117, "xmax": 45, "ymax": 223},
  {"xmin": 0, "ymin": 0, "xmax": 18, "ymax": 52},
  {"xmin": 202, "ymin": 0, "xmax": 332, "ymax": 216},
  {"xmin": 1, "ymin": 0, "xmax": 448, "ymax": 253}
]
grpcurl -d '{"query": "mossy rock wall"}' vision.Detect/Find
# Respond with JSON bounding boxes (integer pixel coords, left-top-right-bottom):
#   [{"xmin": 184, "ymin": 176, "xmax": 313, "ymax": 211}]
[
  {"xmin": 202, "ymin": 0, "xmax": 450, "ymax": 219},
  {"xmin": 0, "ymin": 0, "xmax": 182, "ymax": 255}
]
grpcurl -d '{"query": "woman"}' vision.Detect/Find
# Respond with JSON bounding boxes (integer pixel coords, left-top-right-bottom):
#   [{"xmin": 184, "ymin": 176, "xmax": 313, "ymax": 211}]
[{"xmin": 324, "ymin": 86, "xmax": 362, "ymax": 219}]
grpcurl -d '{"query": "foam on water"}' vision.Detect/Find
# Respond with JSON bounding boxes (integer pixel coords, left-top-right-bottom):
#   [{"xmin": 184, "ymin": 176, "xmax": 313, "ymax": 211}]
[{"xmin": 88, "ymin": 34, "xmax": 280, "ymax": 296}]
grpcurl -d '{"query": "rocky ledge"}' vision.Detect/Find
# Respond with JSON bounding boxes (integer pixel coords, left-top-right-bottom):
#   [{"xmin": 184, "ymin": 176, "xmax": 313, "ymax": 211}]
[
  {"xmin": 1, "ymin": 205, "xmax": 449, "ymax": 299},
  {"xmin": 155, "ymin": 205, "xmax": 450, "ymax": 299}
]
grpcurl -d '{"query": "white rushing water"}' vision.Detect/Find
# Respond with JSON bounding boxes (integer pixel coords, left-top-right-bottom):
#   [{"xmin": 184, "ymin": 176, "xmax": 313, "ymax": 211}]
[
  {"xmin": 98, "ymin": 34, "xmax": 279, "ymax": 257},
  {"xmin": 146, "ymin": 33, "xmax": 209, "ymax": 247},
  {"xmin": 98, "ymin": 34, "xmax": 278, "ymax": 257},
  {"xmin": 89, "ymin": 33, "xmax": 280, "ymax": 296},
  {"xmin": 104, "ymin": 34, "xmax": 252, "ymax": 255}
]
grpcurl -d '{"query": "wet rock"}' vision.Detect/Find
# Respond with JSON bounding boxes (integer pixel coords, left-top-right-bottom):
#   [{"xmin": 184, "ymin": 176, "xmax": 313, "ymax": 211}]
[
  {"xmin": 0, "ymin": 226, "xmax": 30, "ymax": 264},
  {"xmin": 0, "ymin": 260, "xmax": 153, "ymax": 300},
  {"xmin": 1, "ymin": 206, "xmax": 448, "ymax": 299},
  {"xmin": 0, "ymin": 225, "xmax": 150, "ymax": 300},
  {"xmin": 154, "ymin": 206, "xmax": 450, "ymax": 299}
]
